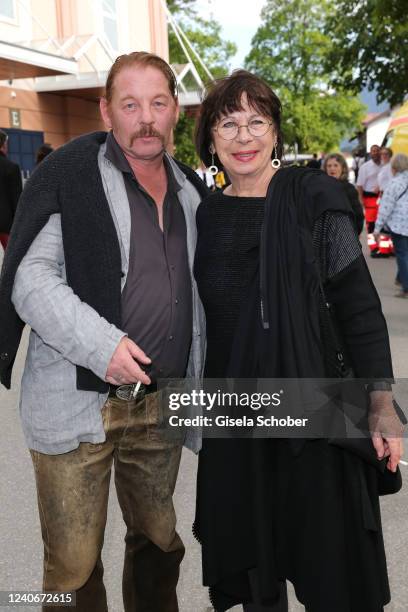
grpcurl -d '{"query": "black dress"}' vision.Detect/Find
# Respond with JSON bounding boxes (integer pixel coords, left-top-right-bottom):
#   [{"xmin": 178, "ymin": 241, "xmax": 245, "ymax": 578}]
[{"xmin": 193, "ymin": 190, "xmax": 391, "ymax": 612}]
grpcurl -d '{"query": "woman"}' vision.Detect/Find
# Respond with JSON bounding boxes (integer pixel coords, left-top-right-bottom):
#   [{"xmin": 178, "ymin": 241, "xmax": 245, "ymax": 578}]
[
  {"xmin": 193, "ymin": 70, "xmax": 404, "ymax": 612},
  {"xmin": 35, "ymin": 143, "xmax": 54, "ymax": 165},
  {"xmin": 323, "ymin": 153, "xmax": 365, "ymax": 234},
  {"xmin": 374, "ymin": 153, "xmax": 408, "ymax": 298}
]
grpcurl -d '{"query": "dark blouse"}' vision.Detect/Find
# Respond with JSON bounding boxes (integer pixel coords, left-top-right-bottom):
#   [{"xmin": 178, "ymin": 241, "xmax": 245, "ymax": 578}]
[
  {"xmin": 194, "ymin": 190, "xmax": 378, "ymax": 381},
  {"xmin": 194, "ymin": 195, "xmax": 265, "ymax": 377}
]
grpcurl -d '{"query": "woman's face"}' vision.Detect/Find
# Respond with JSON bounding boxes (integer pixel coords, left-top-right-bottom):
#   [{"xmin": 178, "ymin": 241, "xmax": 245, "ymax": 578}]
[
  {"xmin": 211, "ymin": 93, "xmax": 276, "ymax": 180},
  {"xmin": 325, "ymin": 158, "xmax": 342, "ymax": 180}
]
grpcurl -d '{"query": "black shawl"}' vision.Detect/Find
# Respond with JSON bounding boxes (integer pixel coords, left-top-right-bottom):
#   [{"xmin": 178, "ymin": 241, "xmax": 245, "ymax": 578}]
[{"xmin": 228, "ymin": 166, "xmax": 353, "ymax": 379}]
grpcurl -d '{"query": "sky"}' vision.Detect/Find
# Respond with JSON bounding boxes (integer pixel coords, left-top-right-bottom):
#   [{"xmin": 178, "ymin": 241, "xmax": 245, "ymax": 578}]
[{"xmin": 195, "ymin": 0, "xmax": 266, "ymax": 69}]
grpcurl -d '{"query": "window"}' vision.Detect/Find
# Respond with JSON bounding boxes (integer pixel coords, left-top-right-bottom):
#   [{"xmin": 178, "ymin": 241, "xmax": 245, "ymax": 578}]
[
  {"xmin": 0, "ymin": 0, "xmax": 15, "ymax": 20},
  {"xmin": 101, "ymin": 0, "xmax": 118, "ymax": 51}
]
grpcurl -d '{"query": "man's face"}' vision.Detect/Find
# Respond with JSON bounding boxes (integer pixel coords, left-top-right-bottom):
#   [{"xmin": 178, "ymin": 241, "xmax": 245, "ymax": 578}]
[
  {"xmin": 100, "ymin": 65, "xmax": 179, "ymax": 161},
  {"xmin": 370, "ymin": 145, "xmax": 381, "ymax": 163}
]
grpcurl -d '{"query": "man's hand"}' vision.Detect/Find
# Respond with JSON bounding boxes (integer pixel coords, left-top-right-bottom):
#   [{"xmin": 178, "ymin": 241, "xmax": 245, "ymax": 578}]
[{"xmin": 105, "ymin": 337, "xmax": 151, "ymax": 386}]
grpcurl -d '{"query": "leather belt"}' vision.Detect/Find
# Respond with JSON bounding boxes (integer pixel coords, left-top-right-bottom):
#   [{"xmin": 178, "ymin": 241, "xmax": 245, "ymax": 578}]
[{"xmin": 109, "ymin": 381, "xmax": 158, "ymax": 402}]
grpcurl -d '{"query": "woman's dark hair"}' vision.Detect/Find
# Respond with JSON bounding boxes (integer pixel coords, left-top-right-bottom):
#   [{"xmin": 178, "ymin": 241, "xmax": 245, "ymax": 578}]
[
  {"xmin": 195, "ymin": 70, "xmax": 283, "ymax": 168},
  {"xmin": 36, "ymin": 143, "xmax": 54, "ymax": 164}
]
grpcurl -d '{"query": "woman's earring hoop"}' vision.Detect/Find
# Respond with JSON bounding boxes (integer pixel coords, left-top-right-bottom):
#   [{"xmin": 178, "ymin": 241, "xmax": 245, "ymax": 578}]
[
  {"xmin": 208, "ymin": 147, "xmax": 219, "ymax": 176},
  {"xmin": 271, "ymin": 145, "xmax": 281, "ymax": 169}
]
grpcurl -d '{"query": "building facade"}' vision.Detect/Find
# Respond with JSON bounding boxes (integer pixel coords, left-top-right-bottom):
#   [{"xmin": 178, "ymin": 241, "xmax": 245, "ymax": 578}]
[{"xmin": 0, "ymin": 0, "xmax": 168, "ymax": 174}]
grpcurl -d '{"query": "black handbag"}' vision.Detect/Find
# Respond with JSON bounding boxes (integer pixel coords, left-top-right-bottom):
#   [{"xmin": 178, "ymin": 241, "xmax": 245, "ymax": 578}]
[{"xmin": 314, "ymin": 217, "xmax": 403, "ymax": 495}]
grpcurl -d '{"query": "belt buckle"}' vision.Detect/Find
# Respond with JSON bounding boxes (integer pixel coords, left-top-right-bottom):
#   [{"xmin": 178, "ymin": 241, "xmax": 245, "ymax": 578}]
[{"xmin": 116, "ymin": 382, "xmax": 146, "ymax": 401}]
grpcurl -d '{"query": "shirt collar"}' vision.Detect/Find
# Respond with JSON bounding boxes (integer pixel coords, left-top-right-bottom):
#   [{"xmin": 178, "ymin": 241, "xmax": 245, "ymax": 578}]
[{"xmin": 104, "ymin": 131, "xmax": 133, "ymax": 175}]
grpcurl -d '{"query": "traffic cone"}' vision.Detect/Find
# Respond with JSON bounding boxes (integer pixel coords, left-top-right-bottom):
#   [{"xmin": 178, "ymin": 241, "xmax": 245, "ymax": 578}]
[
  {"xmin": 367, "ymin": 233, "xmax": 378, "ymax": 252},
  {"xmin": 378, "ymin": 234, "xmax": 393, "ymax": 256}
]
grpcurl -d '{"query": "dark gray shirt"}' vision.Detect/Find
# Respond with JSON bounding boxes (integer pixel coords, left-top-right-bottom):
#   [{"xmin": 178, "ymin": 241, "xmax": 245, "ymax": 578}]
[{"xmin": 105, "ymin": 132, "xmax": 192, "ymax": 380}]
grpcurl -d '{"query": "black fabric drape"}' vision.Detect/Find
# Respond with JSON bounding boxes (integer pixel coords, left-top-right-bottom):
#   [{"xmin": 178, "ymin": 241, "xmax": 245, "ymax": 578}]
[{"xmin": 228, "ymin": 167, "xmax": 351, "ymax": 380}]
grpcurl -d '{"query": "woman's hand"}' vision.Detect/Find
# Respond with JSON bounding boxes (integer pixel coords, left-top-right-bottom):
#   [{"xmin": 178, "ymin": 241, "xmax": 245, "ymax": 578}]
[
  {"xmin": 371, "ymin": 432, "xmax": 403, "ymax": 473},
  {"xmin": 369, "ymin": 390, "xmax": 405, "ymax": 473}
]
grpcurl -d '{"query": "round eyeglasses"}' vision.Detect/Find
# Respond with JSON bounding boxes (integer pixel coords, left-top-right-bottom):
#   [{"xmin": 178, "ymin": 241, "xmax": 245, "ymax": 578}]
[{"xmin": 213, "ymin": 118, "xmax": 273, "ymax": 141}]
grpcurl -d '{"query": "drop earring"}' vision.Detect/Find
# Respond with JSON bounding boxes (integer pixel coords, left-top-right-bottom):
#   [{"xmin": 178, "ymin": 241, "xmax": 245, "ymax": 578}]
[
  {"xmin": 208, "ymin": 146, "xmax": 219, "ymax": 176},
  {"xmin": 271, "ymin": 145, "xmax": 281, "ymax": 169}
]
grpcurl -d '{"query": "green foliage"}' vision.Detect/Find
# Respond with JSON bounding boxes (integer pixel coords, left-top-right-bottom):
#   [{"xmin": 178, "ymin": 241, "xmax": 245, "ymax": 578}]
[
  {"xmin": 169, "ymin": 17, "xmax": 237, "ymax": 82},
  {"xmin": 325, "ymin": 0, "xmax": 408, "ymax": 107},
  {"xmin": 283, "ymin": 94, "xmax": 366, "ymax": 153},
  {"xmin": 173, "ymin": 113, "xmax": 199, "ymax": 167},
  {"xmin": 166, "ymin": 0, "xmax": 196, "ymax": 13},
  {"xmin": 168, "ymin": 0, "xmax": 237, "ymax": 164},
  {"xmin": 168, "ymin": 0, "xmax": 237, "ymax": 83},
  {"xmin": 245, "ymin": 0, "xmax": 366, "ymax": 153},
  {"xmin": 246, "ymin": 0, "xmax": 331, "ymax": 100}
]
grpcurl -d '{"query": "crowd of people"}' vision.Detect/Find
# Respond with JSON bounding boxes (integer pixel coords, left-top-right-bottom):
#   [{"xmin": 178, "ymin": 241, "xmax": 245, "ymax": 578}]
[{"xmin": 0, "ymin": 53, "xmax": 406, "ymax": 612}]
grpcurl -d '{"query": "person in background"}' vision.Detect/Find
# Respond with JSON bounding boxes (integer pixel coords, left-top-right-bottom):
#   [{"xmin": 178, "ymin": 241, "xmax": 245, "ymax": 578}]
[
  {"xmin": 323, "ymin": 153, "xmax": 364, "ymax": 234},
  {"xmin": 35, "ymin": 143, "xmax": 54, "ymax": 165},
  {"xmin": 377, "ymin": 147, "xmax": 393, "ymax": 195},
  {"xmin": 375, "ymin": 153, "xmax": 408, "ymax": 298},
  {"xmin": 0, "ymin": 129, "xmax": 23, "ymax": 251},
  {"xmin": 351, "ymin": 150, "xmax": 365, "ymax": 184},
  {"xmin": 356, "ymin": 144, "xmax": 382, "ymax": 234},
  {"xmin": 306, "ymin": 153, "xmax": 320, "ymax": 169}
]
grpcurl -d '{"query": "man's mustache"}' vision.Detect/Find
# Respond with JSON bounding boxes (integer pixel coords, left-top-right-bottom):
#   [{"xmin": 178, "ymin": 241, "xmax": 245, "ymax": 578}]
[{"xmin": 130, "ymin": 125, "xmax": 164, "ymax": 145}]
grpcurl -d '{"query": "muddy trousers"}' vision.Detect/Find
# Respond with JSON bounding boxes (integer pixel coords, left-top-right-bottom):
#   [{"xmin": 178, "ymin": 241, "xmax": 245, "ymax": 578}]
[{"xmin": 30, "ymin": 395, "xmax": 185, "ymax": 612}]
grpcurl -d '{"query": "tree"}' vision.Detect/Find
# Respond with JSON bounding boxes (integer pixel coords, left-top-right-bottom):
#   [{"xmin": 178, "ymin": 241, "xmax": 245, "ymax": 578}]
[
  {"xmin": 325, "ymin": 0, "xmax": 408, "ymax": 107},
  {"xmin": 173, "ymin": 112, "xmax": 198, "ymax": 167},
  {"xmin": 167, "ymin": 1, "xmax": 236, "ymax": 82},
  {"xmin": 167, "ymin": 0, "xmax": 237, "ymax": 164},
  {"xmin": 166, "ymin": 0, "xmax": 195, "ymax": 13},
  {"xmin": 245, "ymin": 0, "xmax": 366, "ymax": 153}
]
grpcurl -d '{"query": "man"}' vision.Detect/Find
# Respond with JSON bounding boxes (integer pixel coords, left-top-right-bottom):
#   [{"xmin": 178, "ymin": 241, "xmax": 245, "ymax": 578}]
[
  {"xmin": 356, "ymin": 144, "xmax": 382, "ymax": 233},
  {"xmin": 306, "ymin": 153, "xmax": 320, "ymax": 169},
  {"xmin": 0, "ymin": 52, "xmax": 207, "ymax": 611},
  {"xmin": 0, "ymin": 129, "xmax": 23, "ymax": 250}
]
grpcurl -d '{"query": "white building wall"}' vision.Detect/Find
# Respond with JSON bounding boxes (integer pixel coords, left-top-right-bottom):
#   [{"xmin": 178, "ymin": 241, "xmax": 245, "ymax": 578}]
[
  {"xmin": 366, "ymin": 116, "xmax": 391, "ymax": 151},
  {"xmin": 0, "ymin": 0, "xmax": 167, "ymax": 72},
  {"xmin": 0, "ymin": 0, "xmax": 33, "ymax": 43}
]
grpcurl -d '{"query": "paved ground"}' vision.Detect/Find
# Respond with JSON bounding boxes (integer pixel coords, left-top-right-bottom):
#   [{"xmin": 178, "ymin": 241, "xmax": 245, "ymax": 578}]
[{"xmin": 0, "ymin": 242, "xmax": 407, "ymax": 612}]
